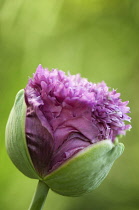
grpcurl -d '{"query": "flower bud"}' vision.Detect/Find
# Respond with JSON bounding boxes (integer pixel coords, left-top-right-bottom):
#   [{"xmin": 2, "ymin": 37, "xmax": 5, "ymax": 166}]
[{"xmin": 5, "ymin": 65, "xmax": 131, "ymax": 196}]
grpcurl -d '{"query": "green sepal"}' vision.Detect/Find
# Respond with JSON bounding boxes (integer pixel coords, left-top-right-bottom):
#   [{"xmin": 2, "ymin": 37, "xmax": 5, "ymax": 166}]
[
  {"xmin": 5, "ymin": 89, "xmax": 40, "ymax": 179},
  {"xmin": 44, "ymin": 140, "xmax": 124, "ymax": 196}
]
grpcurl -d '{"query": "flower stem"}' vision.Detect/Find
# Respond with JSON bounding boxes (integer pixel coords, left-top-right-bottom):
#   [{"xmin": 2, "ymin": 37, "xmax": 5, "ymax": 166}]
[{"xmin": 29, "ymin": 180, "xmax": 49, "ymax": 210}]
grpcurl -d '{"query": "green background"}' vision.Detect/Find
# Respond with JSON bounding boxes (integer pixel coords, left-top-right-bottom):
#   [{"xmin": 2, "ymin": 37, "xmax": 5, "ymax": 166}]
[{"xmin": 0, "ymin": 1, "xmax": 139, "ymax": 209}]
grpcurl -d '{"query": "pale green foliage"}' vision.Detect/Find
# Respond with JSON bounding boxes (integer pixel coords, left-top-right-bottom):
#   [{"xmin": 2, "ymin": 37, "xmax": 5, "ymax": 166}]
[
  {"xmin": 5, "ymin": 90, "xmax": 39, "ymax": 179},
  {"xmin": 45, "ymin": 140, "xmax": 124, "ymax": 196}
]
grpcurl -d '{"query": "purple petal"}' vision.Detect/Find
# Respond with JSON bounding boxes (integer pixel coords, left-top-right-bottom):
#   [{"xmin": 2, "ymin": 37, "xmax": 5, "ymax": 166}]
[
  {"xmin": 24, "ymin": 65, "xmax": 131, "ymax": 176},
  {"xmin": 26, "ymin": 106, "xmax": 54, "ymax": 176}
]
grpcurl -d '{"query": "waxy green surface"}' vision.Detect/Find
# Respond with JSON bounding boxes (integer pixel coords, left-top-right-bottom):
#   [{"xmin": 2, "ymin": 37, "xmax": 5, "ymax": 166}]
[
  {"xmin": 5, "ymin": 89, "xmax": 39, "ymax": 179},
  {"xmin": 44, "ymin": 140, "xmax": 124, "ymax": 196}
]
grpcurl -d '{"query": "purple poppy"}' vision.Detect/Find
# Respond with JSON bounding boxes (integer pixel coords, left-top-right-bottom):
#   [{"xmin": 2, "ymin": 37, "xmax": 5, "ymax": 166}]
[{"xmin": 24, "ymin": 65, "xmax": 131, "ymax": 177}]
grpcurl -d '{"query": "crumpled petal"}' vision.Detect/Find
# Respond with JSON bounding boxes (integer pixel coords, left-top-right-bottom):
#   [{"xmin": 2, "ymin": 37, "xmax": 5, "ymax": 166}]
[
  {"xmin": 26, "ymin": 106, "xmax": 54, "ymax": 176},
  {"xmin": 49, "ymin": 133, "xmax": 91, "ymax": 173},
  {"xmin": 24, "ymin": 65, "xmax": 131, "ymax": 176}
]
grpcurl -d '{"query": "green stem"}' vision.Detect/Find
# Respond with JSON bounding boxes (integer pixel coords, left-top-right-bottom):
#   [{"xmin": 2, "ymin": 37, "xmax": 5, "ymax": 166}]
[{"xmin": 29, "ymin": 180, "xmax": 49, "ymax": 210}]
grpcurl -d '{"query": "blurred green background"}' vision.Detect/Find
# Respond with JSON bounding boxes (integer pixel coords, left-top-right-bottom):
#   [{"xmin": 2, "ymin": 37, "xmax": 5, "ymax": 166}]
[{"xmin": 0, "ymin": 0, "xmax": 139, "ymax": 209}]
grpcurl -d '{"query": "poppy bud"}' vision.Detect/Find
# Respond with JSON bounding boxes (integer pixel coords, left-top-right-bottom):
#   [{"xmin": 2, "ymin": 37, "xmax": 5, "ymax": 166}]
[{"xmin": 5, "ymin": 65, "xmax": 131, "ymax": 197}]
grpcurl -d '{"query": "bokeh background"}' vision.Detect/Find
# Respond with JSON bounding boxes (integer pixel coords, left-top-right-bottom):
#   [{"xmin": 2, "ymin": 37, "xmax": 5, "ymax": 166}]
[{"xmin": 0, "ymin": 0, "xmax": 139, "ymax": 209}]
